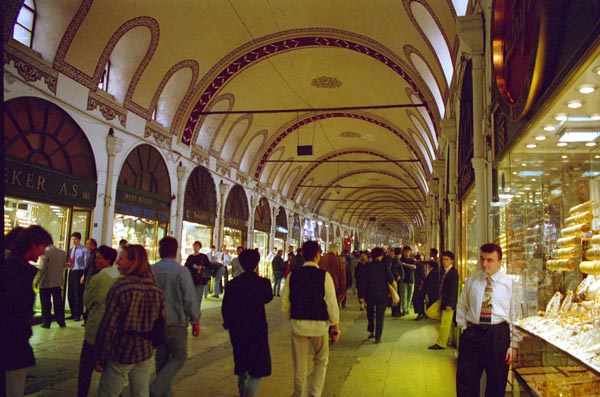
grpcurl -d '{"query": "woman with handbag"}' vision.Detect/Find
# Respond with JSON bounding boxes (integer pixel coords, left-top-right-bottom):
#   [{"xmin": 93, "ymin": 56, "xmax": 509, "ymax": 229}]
[{"xmin": 360, "ymin": 247, "xmax": 395, "ymax": 343}]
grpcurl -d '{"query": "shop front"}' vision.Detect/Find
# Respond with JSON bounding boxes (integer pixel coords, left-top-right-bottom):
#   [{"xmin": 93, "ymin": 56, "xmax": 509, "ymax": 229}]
[
  {"xmin": 113, "ymin": 144, "xmax": 171, "ymax": 261},
  {"xmin": 3, "ymin": 96, "xmax": 98, "ymax": 251},
  {"xmin": 274, "ymin": 206, "xmax": 288, "ymax": 253},
  {"xmin": 181, "ymin": 166, "xmax": 216, "ymax": 259},
  {"xmin": 223, "ymin": 184, "xmax": 249, "ymax": 253},
  {"xmin": 303, "ymin": 218, "xmax": 317, "ymax": 241},
  {"xmin": 489, "ymin": 3, "xmax": 600, "ymax": 392},
  {"xmin": 254, "ymin": 197, "xmax": 272, "ymax": 278},
  {"xmin": 289, "ymin": 214, "xmax": 301, "ymax": 249}
]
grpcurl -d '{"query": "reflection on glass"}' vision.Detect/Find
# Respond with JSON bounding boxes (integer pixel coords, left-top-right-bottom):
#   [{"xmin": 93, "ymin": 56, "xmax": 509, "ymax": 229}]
[
  {"xmin": 254, "ymin": 230, "xmax": 269, "ymax": 278},
  {"xmin": 112, "ymin": 214, "xmax": 167, "ymax": 261},
  {"xmin": 4, "ymin": 197, "xmax": 69, "ymax": 250},
  {"xmin": 460, "ymin": 189, "xmax": 479, "ymax": 282},
  {"xmin": 181, "ymin": 221, "xmax": 213, "ymax": 261}
]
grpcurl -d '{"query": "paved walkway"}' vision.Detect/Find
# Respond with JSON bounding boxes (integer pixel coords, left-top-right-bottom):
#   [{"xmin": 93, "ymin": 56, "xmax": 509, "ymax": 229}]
[{"xmin": 25, "ymin": 293, "xmax": 457, "ymax": 396}]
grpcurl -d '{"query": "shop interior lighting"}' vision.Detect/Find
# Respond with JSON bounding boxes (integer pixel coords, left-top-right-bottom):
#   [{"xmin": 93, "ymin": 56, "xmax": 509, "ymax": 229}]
[
  {"xmin": 595, "ymin": 154, "xmax": 600, "ymax": 159},
  {"xmin": 543, "ymin": 125, "xmax": 556, "ymax": 131},
  {"xmin": 518, "ymin": 170, "xmax": 544, "ymax": 177},
  {"xmin": 526, "ymin": 143, "xmax": 537, "ymax": 148},
  {"xmin": 535, "ymin": 135, "xmax": 546, "ymax": 141},
  {"xmin": 578, "ymin": 84, "xmax": 597, "ymax": 94},
  {"xmin": 557, "ymin": 142, "xmax": 568, "ymax": 147},
  {"xmin": 567, "ymin": 100, "xmax": 583, "ymax": 109},
  {"xmin": 593, "ymin": 65, "xmax": 600, "ymax": 76},
  {"xmin": 591, "ymin": 113, "xmax": 600, "ymax": 121},
  {"xmin": 582, "ymin": 171, "xmax": 600, "ymax": 177},
  {"xmin": 561, "ymin": 155, "xmax": 568, "ymax": 158},
  {"xmin": 585, "ymin": 142, "xmax": 597, "ymax": 147},
  {"xmin": 554, "ymin": 113, "xmax": 569, "ymax": 121},
  {"xmin": 558, "ymin": 130, "xmax": 600, "ymax": 142}
]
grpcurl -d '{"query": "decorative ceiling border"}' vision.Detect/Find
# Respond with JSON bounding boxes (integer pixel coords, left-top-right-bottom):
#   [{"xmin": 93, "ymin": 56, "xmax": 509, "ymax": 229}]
[
  {"xmin": 144, "ymin": 121, "xmax": 171, "ymax": 145},
  {"xmin": 254, "ymin": 111, "xmax": 426, "ymax": 180},
  {"xmin": 53, "ymin": 0, "xmax": 159, "ymax": 118},
  {"xmin": 176, "ymin": 28, "xmax": 436, "ymax": 146},
  {"xmin": 4, "ymin": 41, "xmax": 58, "ymax": 94}
]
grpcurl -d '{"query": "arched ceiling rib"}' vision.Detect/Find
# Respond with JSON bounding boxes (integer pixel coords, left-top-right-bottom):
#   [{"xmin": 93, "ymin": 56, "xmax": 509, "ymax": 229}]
[{"xmin": 18, "ymin": 0, "xmax": 459, "ymax": 239}]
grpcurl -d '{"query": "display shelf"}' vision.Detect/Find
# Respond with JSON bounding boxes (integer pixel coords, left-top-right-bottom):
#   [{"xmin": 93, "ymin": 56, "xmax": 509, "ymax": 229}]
[{"xmin": 517, "ymin": 325, "xmax": 600, "ymax": 376}]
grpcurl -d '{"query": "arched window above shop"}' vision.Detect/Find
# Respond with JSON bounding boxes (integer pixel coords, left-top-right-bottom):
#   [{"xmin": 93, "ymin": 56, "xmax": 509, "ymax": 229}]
[
  {"xmin": 118, "ymin": 144, "xmax": 170, "ymax": 196},
  {"xmin": 12, "ymin": 0, "xmax": 36, "ymax": 48},
  {"xmin": 3, "ymin": 96, "xmax": 97, "ymax": 181},
  {"xmin": 255, "ymin": 197, "xmax": 271, "ymax": 225},
  {"xmin": 225, "ymin": 185, "xmax": 249, "ymax": 220},
  {"xmin": 98, "ymin": 61, "xmax": 111, "ymax": 91},
  {"xmin": 184, "ymin": 166, "xmax": 217, "ymax": 223}
]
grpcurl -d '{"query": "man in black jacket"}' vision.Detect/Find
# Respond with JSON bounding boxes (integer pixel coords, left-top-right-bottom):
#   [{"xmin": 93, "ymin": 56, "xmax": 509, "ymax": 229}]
[{"xmin": 428, "ymin": 251, "xmax": 459, "ymax": 350}]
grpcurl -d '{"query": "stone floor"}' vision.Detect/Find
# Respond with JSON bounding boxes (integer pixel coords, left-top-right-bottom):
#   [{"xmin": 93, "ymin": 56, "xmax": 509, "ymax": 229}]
[{"xmin": 25, "ymin": 293, "xmax": 458, "ymax": 396}]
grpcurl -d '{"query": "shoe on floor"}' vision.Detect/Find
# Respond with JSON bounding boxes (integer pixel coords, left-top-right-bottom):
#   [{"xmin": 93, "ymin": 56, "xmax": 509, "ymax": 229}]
[
  {"xmin": 374, "ymin": 338, "xmax": 381, "ymax": 344},
  {"xmin": 368, "ymin": 333, "xmax": 375, "ymax": 339},
  {"xmin": 40, "ymin": 324, "xmax": 50, "ymax": 329},
  {"xmin": 428, "ymin": 344, "xmax": 445, "ymax": 350},
  {"xmin": 58, "ymin": 323, "xmax": 67, "ymax": 328},
  {"xmin": 415, "ymin": 314, "xmax": 425, "ymax": 321}
]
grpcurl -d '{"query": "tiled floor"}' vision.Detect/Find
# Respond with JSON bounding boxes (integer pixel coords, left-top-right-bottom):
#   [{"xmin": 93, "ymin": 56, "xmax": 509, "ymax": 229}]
[{"xmin": 26, "ymin": 294, "xmax": 458, "ymax": 396}]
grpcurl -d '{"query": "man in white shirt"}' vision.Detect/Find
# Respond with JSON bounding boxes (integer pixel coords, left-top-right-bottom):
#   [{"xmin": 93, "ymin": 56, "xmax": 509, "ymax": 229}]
[
  {"xmin": 455, "ymin": 243, "xmax": 522, "ymax": 397},
  {"xmin": 281, "ymin": 241, "xmax": 340, "ymax": 397},
  {"xmin": 210, "ymin": 244, "xmax": 231, "ymax": 298}
]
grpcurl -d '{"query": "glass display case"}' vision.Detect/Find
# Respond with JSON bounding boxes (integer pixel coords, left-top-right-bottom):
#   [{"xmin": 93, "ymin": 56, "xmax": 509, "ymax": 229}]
[
  {"xmin": 254, "ymin": 230, "xmax": 269, "ymax": 278},
  {"xmin": 180, "ymin": 221, "xmax": 213, "ymax": 261},
  {"xmin": 112, "ymin": 214, "xmax": 167, "ymax": 261}
]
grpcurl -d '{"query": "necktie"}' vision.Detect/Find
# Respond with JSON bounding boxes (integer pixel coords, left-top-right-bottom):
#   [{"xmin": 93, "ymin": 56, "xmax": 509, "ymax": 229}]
[
  {"xmin": 71, "ymin": 246, "xmax": 78, "ymax": 268},
  {"xmin": 479, "ymin": 276, "xmax": 493, "ymax": 324}
]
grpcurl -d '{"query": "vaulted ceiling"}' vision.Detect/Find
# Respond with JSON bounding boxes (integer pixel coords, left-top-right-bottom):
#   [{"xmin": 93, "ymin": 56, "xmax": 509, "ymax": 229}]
[{"xmin": 5, "ymin": 0, "xmax": 469, "ymax": 238}]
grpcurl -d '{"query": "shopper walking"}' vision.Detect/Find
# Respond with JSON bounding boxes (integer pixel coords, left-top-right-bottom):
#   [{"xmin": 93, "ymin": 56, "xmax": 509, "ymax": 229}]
[
  {"xmin": 222, "ymin": 249, "xmax": 273, "ymax": 397},
  {"xmin": 95, "ymin": 244, "xmax": 166, "ymax": 397},
  {"xmin": 271, "ymin": 249, "xmax": 285, "ymax": 296},
  {"xmin": 361, "ymin": 247, "xmax": 395, "ymax": 343},
  {"xmin": 281, "ymin": 240, "xmax": 340, "ymax": 397},
  {"xmin": 151, "ymin": 237, "xmax": 200, "ymax": 397}
]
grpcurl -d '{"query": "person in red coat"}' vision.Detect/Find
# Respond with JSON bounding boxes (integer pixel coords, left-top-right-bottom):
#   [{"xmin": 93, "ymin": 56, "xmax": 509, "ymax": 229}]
[{"xmin": 318, "ymin": 244, "xmax": 347, "ymax": 304}]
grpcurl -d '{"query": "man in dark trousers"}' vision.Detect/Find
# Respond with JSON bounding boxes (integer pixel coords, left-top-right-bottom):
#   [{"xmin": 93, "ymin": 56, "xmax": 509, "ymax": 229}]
[
  {"xmin": 35, "ymin": 243, "xmax": 67, "ymax": 328},
  {"xmin": 281, "ymin": 241, "xmax": 340, "ymax": 397},
  {"xmin": 66, "ymin": 232, "xmax": 88, "ymax": 321},
  {"xmin": 456, "ymin": 243, "xmax": 522, "ymax": 397},
  {"xmin": 428, "ymin": 250, "xmax": 458, "ymax": 350}
]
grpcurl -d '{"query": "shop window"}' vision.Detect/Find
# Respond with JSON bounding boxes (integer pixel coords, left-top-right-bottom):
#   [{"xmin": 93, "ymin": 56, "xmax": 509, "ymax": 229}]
[
  {"xmin": 12, "ymin": 0, "xmax": 36, "ymax": 48},
  {"xmin": 98, "ymin": 61, "xmax": 111, "ymax": 91}
]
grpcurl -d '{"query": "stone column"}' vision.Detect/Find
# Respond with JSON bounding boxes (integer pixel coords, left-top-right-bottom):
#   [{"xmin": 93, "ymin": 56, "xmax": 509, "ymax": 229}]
[
  {"xmin": 174, "ymin": 163, "xmax": 187, "ymax": 244},
  {"xmin": 102, "ymin": 130, "xmax": 122, "ymax": 245},
  {"xmin": 248, "ymin": 195, "xmax": 257, "ymax": 248},
  {"xmin": 272, "ymin": 206, "xmax": 280, "ymax": 251},
  {"xmin": 458, "ymin": 14, "xmax": 488, "ymax": 248},
  {"xmin": 218, "ymin": 181, "xmax": 228, "ymax": 248},
  {"xmin": 442, "ymin": 119, "xmax": 457, "ymax": 253}
]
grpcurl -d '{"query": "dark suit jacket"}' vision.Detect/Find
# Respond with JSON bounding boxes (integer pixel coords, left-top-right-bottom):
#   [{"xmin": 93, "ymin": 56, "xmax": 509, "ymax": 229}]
[
  {"xmin": 362, "ymin": 260, "xmax": 395, "ymax": 303},
  {"xmin": 440, "ymin": 266, "xmax": 459, "ymax": 310},
  {"xmin": 222, "ymin": 272, "xmax": 273, "ymax": 377}
]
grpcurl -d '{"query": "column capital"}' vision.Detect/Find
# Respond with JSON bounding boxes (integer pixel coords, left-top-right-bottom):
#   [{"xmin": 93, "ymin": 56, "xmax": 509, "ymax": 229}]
[
  {"xmin": 440, "ymin": 118, "xmax": 456, "ymax": 143},
  {"xmin": 176, "ymin": 164, "xmax": 187, "ymax": 181},
  {"xmin": 457, "ymin": 14, "xmax": 484, "ymax": 53},
  {"xmin": 106, "ymin": 133, "xmax": 123, "ymax": 156}
]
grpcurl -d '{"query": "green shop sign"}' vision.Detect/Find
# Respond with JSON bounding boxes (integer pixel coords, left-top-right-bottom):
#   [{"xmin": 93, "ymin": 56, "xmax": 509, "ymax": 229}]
[
  {"xmin": 115, "ymin": 185, "xmax": 170, "ymax": 222},
  {"xmin": 5, "ymin": 159, "xmax": 97, "ymax": 208}
]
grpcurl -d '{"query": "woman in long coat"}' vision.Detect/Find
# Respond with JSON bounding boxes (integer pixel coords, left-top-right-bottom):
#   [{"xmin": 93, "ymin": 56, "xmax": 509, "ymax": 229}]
[
  {"xmin": 222, "ymin": 249, "xmax": 273, "ymax": 397},
  {"xmin": 360, "ymin": 247, "xmax": 395, "ymax": 343}
]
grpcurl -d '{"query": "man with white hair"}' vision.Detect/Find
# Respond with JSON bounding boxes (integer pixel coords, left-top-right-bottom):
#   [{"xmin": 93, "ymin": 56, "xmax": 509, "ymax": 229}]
[{"xmin": 318, "ymin": 243, "xmax": 346, "ymax": 304}]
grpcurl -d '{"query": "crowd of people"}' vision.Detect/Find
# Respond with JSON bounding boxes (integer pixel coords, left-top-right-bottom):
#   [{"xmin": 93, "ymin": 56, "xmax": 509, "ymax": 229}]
[{"xmin": 1, "ymin": 224, "xmax": 520, "ymax": 397}]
